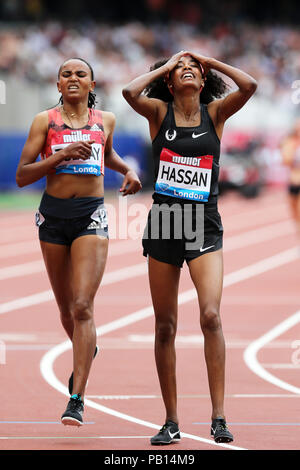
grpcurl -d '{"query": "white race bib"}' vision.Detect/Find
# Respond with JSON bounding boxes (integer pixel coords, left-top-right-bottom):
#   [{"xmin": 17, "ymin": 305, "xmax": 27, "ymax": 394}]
[
  {"xmin": 51, "ymin": 143, "xmax": 104, "ymax": 176},
  {"xmin": 155, "ymin": 147, "xmax": 213, "ymax": 202}
]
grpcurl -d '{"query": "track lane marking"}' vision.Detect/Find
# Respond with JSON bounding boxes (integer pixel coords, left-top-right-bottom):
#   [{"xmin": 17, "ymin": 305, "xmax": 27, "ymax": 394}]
[
  {"xmin": 40, "ymin": 247, "xmax": 300, "ymax": 451},
  {"xmin": 244, "ymin": 310, "xmax": 300, "ymax": 394},
  {"xmin": 0, "ymin": 263, "xmax": 147, "ymax": 314},
  {"xmin": 0, "ymin": 218, "xmax": 296, "ymax": 282}
]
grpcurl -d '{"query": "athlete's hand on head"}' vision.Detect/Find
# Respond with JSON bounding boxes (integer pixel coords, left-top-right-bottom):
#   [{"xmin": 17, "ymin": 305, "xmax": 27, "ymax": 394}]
[
  {"xmin": 61, "ymin": 140, "xmax": 95, "ymax": 161},
  {"xmin": 185, "ymin": 52, "xmax": 212, "ymax": 76},
  {"xmin": 119, "ymin": 169, "xmax": 142, "ymax": 196},
  {"xmin": 164, "ymin": 50, "xmax": 189, "ymax": 79}
]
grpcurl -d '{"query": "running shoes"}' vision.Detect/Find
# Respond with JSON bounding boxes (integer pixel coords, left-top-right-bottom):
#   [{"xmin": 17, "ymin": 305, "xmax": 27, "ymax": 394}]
[
  {"xmin": 211, "ymin": 417, "xmax": 234, "ymax": 443},
  {"xmin": 68, "ymin": 345, "xmax": 99, "ymax": 395},
  {"xmin": 61, "ymin": 394, "xmax": 84, "ymax": 427},
  {"xmin": 150, "ymin": 420, "xmax": 181, "ymax": 445}
]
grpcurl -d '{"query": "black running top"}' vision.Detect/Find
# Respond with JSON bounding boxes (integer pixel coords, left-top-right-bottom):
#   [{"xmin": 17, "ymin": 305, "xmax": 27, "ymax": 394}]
[{"xmin": 151, "ymin": 102, "xmax": 220, "ymax": 208}]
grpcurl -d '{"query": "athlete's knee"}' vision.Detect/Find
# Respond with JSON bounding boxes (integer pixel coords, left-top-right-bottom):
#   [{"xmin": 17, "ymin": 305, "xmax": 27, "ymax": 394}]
[
  {"xmin": 200, "ymin": 307, "xmax": 221, "ymax": 333},
  {"xmin": 155, "ymin": 317, "xmax": 177, "ymax": 344},
  {"xmin": 72, "ymin": 297, "xmax": 93, "ymax": 322},
  {"xmin": 57, "ymin": 301, "xmax": 72, "ymax": 322}
]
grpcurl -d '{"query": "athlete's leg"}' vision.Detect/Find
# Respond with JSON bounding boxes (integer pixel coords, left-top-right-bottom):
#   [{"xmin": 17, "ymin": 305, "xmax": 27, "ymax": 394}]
[
  {"xmin": 187, "ymin": 249, "xmax": 225, "ymax": 419},
  {"xmin": 294, "ymin": 193, "xmax": 300, "ymax": 237},
  {"xmin": 40, "ymin": 241, "xmax": 74, "ymax": 340},
  {"xmin": 70, "ymin": 235, "xmax": 108, "ymax": 400},
  {"xmin": 148, "ymin": 256, "xmax": 181, "ymax": 424}
]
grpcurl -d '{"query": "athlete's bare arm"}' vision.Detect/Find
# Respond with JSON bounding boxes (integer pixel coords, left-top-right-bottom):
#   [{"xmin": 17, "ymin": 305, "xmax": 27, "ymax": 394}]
[
  {"xmin": 16, "ymin": 111, "xmax": 94, "ymax": 187},
  {"xmin": 122, "ymin": 52, "xmax": 187, "ymax": 140},
  {"xmin": 281, "ymin": 137, "xmax": 297, "ymax": 167},
  {"xmin": 188, "ymin": 53, "xmax": 257, "ymax": 136}
]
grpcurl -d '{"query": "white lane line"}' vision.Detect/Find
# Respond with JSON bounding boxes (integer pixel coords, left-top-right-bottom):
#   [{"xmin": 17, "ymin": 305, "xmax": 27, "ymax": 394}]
[
  {"xmin": 0, "ymin": 218, "xmax": 296, "ymax": 281},
  {"xmin": 0, "ymin": 263, "xmax": 147, "ymax": 315},
  {"xmin": 223, "ymin": 202, "xmax": 288, "ymax": 232},
  {"xmin": 224, "ymin": 220, "xmax": 294, "ymax": 251},
  {"xmin": 0, "ymin": 260, "xmax": 44, "ymax": 280},
  {"xmin": 40, "ymin": 247, "xmax": 300, "ymax": 451},
  {"xmin": 0, "ymin": 240, "xmax": 39, "ymax": 259},
  {"xmin": 223, "ymin": 247, "xmax": 299, "ymax": 286},
  {"xmin": 0, "ymin": 436, "xmax": 152, "ymax": 440},
  {"xmin": 0, "ymin": 239, "xmax": 141, "ymax": 279},
  {"xmin": 40, "ymin": 319, "xmax": 246, "ymax": 450},
  {"xmin": 261, "ymin": 364, "xmax": 300, "ymax": 369},
  {"xmin": 244, "ymin": 310, "xmax": 300, "ymax": 395},
  {"xmin": 85, "ymin": 393, "xmax": 300, "ymax": 400},
  {"xmin": 0, "ymin": 290, "xmax": 54, "ymax": 315},
  {"xmin": 0, "ymin": 226, "xmax": 36, "ymax": 244}
]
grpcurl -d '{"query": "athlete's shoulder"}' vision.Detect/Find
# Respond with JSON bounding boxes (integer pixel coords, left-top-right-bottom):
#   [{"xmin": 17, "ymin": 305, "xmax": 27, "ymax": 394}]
[
  {"xmin": 35, "ymin": 109, "xmax": 49, "ymax": 119},
  {"xmin": 101, "ymin": 110, "xmax": 115, "ymax": 120},
  {"xmin": 101, "ymin": 110, "xmax": 116, "ymax": 130},
  {"xmin": 31, "ymin": 110, "xmax": 49, "ymax": 132}
]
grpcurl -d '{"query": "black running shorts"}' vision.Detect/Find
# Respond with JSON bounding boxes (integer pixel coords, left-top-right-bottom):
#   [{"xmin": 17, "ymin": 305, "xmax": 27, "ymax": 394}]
[
  {"xmin": 142, "ymin": 202, "xmax": 223, "ymax": 268},
  {"xmin": 36, "ymin": 192, "xmax": 109, "ymax": 246},
  {"xmin": 288, "ymin": 184, "xmax": 300, "ymax": 196}
]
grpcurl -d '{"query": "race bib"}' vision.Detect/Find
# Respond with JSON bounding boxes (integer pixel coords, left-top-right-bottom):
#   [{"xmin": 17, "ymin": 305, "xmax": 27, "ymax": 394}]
[
  {"xmin": 51, "ymin": 142, "xmax": 104, "ymax": 176},
  {"xmin": 155, "ymin": 147, "xmax": 213, "ymax": 202}
]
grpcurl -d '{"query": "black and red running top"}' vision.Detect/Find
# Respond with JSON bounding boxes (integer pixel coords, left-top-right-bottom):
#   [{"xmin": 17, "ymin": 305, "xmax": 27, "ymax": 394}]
[
  {"xmin": 41, "ymin": 107, "xmax": 106, "ymax": 176},
  {"xmin": 152, "ymin": 102, "xmax": 220, "ymax": 207}
]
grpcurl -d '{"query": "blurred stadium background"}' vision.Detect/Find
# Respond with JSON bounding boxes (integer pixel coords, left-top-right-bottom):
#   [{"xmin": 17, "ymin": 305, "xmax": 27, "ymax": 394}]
[{"xmin": 0, "ymin": 0, "xmax": 299, "ymax": 205}]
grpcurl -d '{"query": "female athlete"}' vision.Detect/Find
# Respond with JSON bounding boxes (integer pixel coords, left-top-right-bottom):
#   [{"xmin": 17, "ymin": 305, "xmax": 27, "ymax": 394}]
[
  {"xmin": 16, "ymin": 57, "xmax": 142, "ymax": 427},
  {"xmin": 122, "ymin": 51, "xmax": 257, "ymax": 444},
  {"xmin": 281, "ymin": 118, "xmax": 300, "ymax": 239}
]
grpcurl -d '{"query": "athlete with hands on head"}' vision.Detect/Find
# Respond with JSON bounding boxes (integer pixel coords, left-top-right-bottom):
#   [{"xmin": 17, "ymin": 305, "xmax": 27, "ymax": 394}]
[
  {"xmin": 123, "ymin": 50, "xmax": 257, "ymax": 445},
  {"xmin": 16, "ymin": 57, "xmax": 141, "ymax": 427}
]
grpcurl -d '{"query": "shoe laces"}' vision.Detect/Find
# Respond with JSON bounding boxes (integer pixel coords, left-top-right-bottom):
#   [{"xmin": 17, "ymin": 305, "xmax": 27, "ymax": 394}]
[
  {"xmin": 159, "ymin": 421, "xmax": 176, "ymax": 433},
  {"xmin": 158, "ymin": 424, "xmax": 168, "ymax": 433},
  {"xmin": 214, "ymin": 419, "xmax": 228, "ymax": 431},
  {"xmin": 69, "ymin": 394, "xmax": 83, "ymax": 410}
]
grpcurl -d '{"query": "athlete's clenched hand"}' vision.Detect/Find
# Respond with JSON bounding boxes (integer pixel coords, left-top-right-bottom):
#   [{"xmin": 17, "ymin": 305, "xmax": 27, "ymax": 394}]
[{"xmin": 60, "ymin": 140, "xmax": 95, "ymax": 161}]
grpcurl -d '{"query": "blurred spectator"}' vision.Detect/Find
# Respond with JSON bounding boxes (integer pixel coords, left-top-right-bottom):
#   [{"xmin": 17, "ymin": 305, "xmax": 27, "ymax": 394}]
[
  {"xmin": 0, "ymin": 13, "xmax": 298, "ymax": 190},
  {"xmin": 0, "ymin": 20, "xmax": 298, "ymax": 100}
]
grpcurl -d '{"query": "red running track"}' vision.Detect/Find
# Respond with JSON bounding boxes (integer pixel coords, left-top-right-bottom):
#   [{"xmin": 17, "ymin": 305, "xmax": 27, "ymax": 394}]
[{"xmin": 0, "ymin": 187, "xmax": 299, "ymax": 451}]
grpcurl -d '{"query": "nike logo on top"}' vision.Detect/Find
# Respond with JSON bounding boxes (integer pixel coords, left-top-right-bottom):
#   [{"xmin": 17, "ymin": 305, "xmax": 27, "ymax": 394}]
[
  {"xmin": 200, "ymin": 245, "xmax": 215, "ymax": 252},
  {"xmin": 192, "ymin": 131, "xmax": 208, "ymax": 138},
  {"xmin": 168, "ymin": 430, "xmax": 179, "ymax": 439}
]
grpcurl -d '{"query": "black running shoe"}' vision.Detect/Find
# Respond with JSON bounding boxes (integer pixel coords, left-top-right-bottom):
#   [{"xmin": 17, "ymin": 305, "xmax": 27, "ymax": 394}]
[
  {"xmin": 68, "ymin": 345, "xmax": 99, "ymax": 395},
  {"xmin": 150, "ymin": 420, "xmax": 181, "ymax": 445},
  {"xmin": 211, "ymin": 417, "xmax": 234, "ymax": 443},
  {"xmin": 61, "ymin": 394, "xmax": 84, "ymax": 426}
]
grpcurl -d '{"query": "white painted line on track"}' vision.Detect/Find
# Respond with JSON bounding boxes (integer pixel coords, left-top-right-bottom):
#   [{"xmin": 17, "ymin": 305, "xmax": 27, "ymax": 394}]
[
  {"xmin": 85, "ymin": 393, "xmax": 300, "ymax": 400},
  {"xmin": 224, "ymin": 220, "xmax": 294, "ymax": 251},
  {"xmin": 0, "ymin": 260, "xmax": 44, "ymax": 280},
  {"xmin": 40, "ymin": 247, "xmax": 300, "ymax": 451},
  {"xmin": 0, "ymin": 239, "xmax": 141, "ymax": 278},
  {"xmin": 261, "ymin": 363, "xmax": 300, "ymax": 369},
  {"xmin": 0, "ymin": 219, "xmax": 296, "ymax": 280},
  {"xmin": 223, "ymin": 203, "xmax": 289, "ymax": 232},
  {"xmin": 244, "ymin": 310, "xmax": 300, "ymax": 394},
  {"xmin": 0, "ymin": 435, "xmax": 152, "ymax": 440},
  {"xmin": 0, "ymin": 262, "xmax": 147, "ymax": 315}
]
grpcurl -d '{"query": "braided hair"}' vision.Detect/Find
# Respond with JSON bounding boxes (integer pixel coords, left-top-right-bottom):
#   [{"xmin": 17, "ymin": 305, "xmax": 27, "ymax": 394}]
[
  {"xmin": 57, "ymin": 57, "xmax": 97, "ymax": 108},
  {"xmin": 144, "ymin": 58, "xmax": 229, "ymax": 104}
]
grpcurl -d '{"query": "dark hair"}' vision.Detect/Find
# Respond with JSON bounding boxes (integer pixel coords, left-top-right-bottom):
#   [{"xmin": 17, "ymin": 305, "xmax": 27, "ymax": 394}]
[
  {"xmin": 144, "ymin": 58, "xmax": 229, "ymax": 104},
  {"xmin": 58, "ymin": 57, "xmax": 97, "ymax": 108}
]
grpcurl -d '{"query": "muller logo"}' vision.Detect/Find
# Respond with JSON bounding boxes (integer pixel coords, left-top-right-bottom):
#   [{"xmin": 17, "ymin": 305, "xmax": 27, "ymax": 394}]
[{"xmin": 63, "ymin": 131, "xmax": 91, "ymax": 143}]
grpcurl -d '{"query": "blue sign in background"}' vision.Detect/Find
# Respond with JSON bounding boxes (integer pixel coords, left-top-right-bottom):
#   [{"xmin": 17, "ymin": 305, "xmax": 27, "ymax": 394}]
[{"xmin": 0, "ymin": 132, "xmax": 147, "ymax": 190}]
